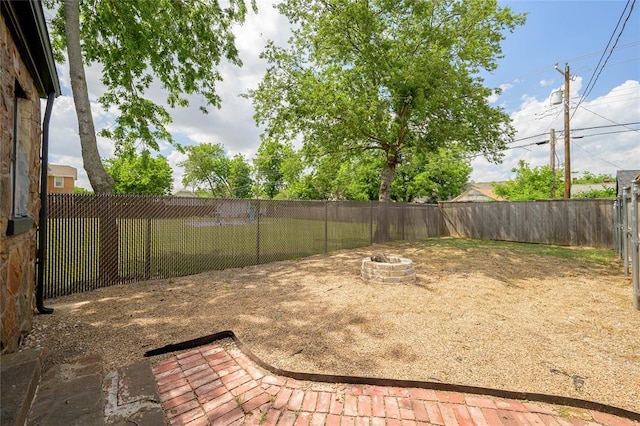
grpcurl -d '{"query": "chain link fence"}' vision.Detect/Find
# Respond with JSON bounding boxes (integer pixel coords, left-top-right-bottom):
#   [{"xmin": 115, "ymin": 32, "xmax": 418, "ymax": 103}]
[
  {"xmin": 45, "ymin": 194, "xmax": 443, "ymax": 298},
  {"xmin": 614, "ymin": 176, "xmax": 640, "ymax": 310}
]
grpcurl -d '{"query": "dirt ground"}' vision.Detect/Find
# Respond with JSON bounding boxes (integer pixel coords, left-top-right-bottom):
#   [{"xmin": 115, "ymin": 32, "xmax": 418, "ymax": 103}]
[{"xmin": 21, "ymin": 239, "xmax": 640, "ymax": 413}]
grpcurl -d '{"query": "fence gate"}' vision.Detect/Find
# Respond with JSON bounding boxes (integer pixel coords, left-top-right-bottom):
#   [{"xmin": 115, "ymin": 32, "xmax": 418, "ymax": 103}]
[{"xmin": 615, "ymin": 177, "xmax": 640, "ymax": 310}]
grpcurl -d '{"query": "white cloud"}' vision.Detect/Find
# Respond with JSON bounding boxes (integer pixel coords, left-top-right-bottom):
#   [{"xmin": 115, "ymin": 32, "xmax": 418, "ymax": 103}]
[
  {"xmin": 45, "ymin": 4, "xmax": 639, "ymax": 193},
  {"xmin": 167, "ymin": 150, "xmax": 188, "ymax": 192},
  {"xmin": 471, "ymin": 79, "xmax": 640, "ymax": 183},
  {"xmin": 487, "ymin": 83, "xmax": 514, "ymax": 104}
]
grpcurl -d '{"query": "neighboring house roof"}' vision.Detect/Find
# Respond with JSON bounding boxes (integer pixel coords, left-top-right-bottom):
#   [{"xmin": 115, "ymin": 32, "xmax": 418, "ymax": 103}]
[
  {"xmin": 571, "ymin": 182, "xmax": 616, "ymax": 194},
  {"xmin": 452, "ymin": 182, "xmax": 505, "ymax": 202},
  {"xmin": 1, "ymin": 0, "xmax": 61, "ymax": 97},
  {"xmin": 616, "ymin": 170, "xmax": 640, "ymax": 195},
  {"xmin": 173, "ymin": 189, "xmax": 197, "ymax": 197},
  {"xmin": 48, "ymin": 164, "xmax": 77, "ymax": 180}
]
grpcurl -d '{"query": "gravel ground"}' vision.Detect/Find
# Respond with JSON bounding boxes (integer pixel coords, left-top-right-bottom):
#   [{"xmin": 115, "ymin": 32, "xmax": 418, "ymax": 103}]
[{"xmin": 21, "ymin": 239, "xmax": 640, "ymax": 413}]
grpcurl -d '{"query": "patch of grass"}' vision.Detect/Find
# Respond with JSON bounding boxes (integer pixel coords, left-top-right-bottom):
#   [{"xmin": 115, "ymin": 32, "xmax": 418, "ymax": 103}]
[
  {"xmin": 235, "ymin": 394, "xmax": 245, "ymax": 409},
  {"xmin": 416, "ymin": 237, "xmax": 618, "ymax": 267},
  {"xmin": 45, "ymin": 216, "xmax": 373, "ymax": 297}
]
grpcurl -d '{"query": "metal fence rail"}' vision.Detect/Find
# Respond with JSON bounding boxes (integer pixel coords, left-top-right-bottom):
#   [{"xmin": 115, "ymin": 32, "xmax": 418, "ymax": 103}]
[
  {"xmin": 614, "ymin": 177, "xmax": 640, "ymax": 310},
  {"xmin": 45, "ymin": 195, "xmax": 443, "ymax": 298}
]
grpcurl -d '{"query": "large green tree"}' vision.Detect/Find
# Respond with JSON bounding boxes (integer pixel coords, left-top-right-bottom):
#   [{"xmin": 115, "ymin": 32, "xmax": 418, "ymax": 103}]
[
  {"xmin": 293, "ymin": 152, "xmax": 380, "ymax": 201},
  {"xmin": 47, "ymin": 0, "xmax": 255, "ymax": 193},
  {"xmin": 248, "ymin": 0, "xmax": 524, "ymax": 239},
  {"xmin": 104, "ymin": 147, "xmax": 173, "ymax": 195}
]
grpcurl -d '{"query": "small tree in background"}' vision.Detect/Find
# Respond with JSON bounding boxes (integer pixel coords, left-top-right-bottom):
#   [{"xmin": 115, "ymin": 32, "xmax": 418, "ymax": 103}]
[
  {"xmin": 181, "ymin": 143, "xmax": 254, "ymax": 198},
  {"xmin": 73, "ymin": 187, "xmax": 92, "ymax": 194},
  {"xmin": 253, "ymin": 139, "xmax": 303, "ymax": 199},
  {"xmin": 572, "ymin": 172, "xmax": 617, "ymax": 199},
  {"xmin": 494, "ymin": 162, "xmax": 616, "ymax": 200},
  {"xmin": 104, "ymin": 147, "xmax": 173, "ymax": 195},
  {"xmin": 229, "ymin": 154, "xmax": 255, "ymax": 199},
  {"xmin": 493, "ymin": 160, "xmax": 562, "ymax": 201}
]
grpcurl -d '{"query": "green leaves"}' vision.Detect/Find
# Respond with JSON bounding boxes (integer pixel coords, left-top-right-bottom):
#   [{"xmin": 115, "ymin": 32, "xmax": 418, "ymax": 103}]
[
  {"xmin": 103, "ymin": 147, "xmax": 173, "ymax": 195},
  {"xmin": 48, "ymin": 0, "xmax": 256, "ymax": 150},
  {"xmin": 493, "ymin": 162, "xmax": 617, "ymax": 200},
  {"xmin": 249, "ymin": 0, "xmax": 525, "ymax": 201},
  {"xmin": 493, "ymin": 160, "xmax": 562, "ymax": 201},
  {"xmin": 180, "ymin": 143, "xmax": 254, "ymax": 198},
  {"xmin": 253, "ymin": 139, "xmax": 301, "ymax": 199}
]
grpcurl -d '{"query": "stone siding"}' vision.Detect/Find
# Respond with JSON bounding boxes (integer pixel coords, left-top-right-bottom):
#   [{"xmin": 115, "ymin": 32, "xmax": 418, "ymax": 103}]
[{"xmin": 1, "ymin": 12, "xmax": 43, "ymax": 354}]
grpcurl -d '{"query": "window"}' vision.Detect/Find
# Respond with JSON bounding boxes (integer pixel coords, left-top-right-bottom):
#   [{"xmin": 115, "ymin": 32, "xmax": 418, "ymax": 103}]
[
  {"xmin": 54, "ymin": 176, "xmax": 64, "ymax": 188},
  {"xmin": 7, "ymin": 82, "xmax": 33, "ymax": 236}
]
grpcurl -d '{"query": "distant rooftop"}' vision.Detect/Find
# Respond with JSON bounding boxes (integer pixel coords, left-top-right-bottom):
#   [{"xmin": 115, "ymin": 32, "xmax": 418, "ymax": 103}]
[
  {"xmin": 48, "ymin": 164, "xmax": 77, "ymax": 179},
  {"xmin": 616, "ymin": 170, "xmax": 640, "ymax": 194}
]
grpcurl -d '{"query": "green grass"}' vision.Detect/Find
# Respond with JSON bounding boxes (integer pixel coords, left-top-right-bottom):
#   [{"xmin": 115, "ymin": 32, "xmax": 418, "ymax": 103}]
[
  {"xmin": 46, "ymin": 216, "xmax": 397, "ymax": 297},
  {"xmin": 414, "ymin": 237, "xmax": 618, "ymax": 267}
]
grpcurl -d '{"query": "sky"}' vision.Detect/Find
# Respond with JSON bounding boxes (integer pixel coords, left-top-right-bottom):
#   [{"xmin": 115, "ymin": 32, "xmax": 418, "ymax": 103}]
[{"xmin": 44, "ymin": 0, "xmax": 640, "ymax": 192}]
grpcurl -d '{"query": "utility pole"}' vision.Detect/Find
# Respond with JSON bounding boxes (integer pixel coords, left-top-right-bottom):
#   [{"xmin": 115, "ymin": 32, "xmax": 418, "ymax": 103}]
[
  {"xmin": 550, "ymin": 128, "xmax": 556, "ymax": 198},
  {"xmin": 555, "ymin": 63, "xmax": 571, "ymax": 198}
]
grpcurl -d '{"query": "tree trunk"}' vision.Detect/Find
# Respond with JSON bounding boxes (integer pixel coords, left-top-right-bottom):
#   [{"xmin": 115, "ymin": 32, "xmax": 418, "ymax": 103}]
[
  {"xmin": 64, "ymin": 0, "xmax": 113, "ymax": 193},
  {"xmin": 378, "ymin": 162, "xmax": 395, "ymax": 203},
  {"xmin": 373, "ymin": 161, "xmax": 396, "ymax": 242}
]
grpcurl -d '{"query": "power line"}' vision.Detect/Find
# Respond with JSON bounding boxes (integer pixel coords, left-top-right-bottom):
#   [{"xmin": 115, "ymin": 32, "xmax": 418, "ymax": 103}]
[
  {"xmin": 572, "ymin": 142, "xmax": 624, "ymax": 169},
  {"xmin": 502, "ymin": 41, "xmax": 640, "ymax": 84},
  {"xmin": 571, "ymin": 121, "xmax": 640, "ymax": 131},
  {"xmin": 577, "ymin": 0, "xmax": 631, "ymax": 107},
  {"xmin": 469, "ymin": 127, "xmax": 638, "ymax": 160},
  {"xmin": 573, "ymin": 0, "xmax": 637, "ymax": 118},
  {"xmin": 572, "ymin": 128, "xmax": 639, "ymax": 138},
  {"xmin": 575, "ymin": 103, "xmax": 640, "ymax": 133}
]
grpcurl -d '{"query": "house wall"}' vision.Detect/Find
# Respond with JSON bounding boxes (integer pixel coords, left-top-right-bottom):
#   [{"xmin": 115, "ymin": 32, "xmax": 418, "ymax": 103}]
[
  {"xmin": 47, "ymin": 175, "xmax": 75, "ymax": 194},
  {"xmin": 0, "ymin": 13, "xmax": 42, "ymax": 354}
]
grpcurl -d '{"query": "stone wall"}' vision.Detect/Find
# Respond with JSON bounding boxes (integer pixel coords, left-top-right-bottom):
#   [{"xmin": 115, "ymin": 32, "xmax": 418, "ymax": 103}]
[{"xmin": 1, "ymin": 12, "xmax": 43, "ymax": 354}]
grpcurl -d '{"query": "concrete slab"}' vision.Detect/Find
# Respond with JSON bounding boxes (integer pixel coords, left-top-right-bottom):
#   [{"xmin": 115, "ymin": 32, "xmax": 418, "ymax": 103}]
[
  {"xmin": 26, "ymin": 355, "xmax": 104, "ymax": 426},
  {"xmin": 104, "ymin": 361, "xmax": 166, "ymax": 425},
  {"xmin": 0, "ymin": 348, "xmax": 45, "ymax": 426}
]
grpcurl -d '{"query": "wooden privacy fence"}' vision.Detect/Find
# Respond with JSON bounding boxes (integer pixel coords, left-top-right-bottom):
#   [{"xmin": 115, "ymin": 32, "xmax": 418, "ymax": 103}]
[
  {"xmin": 440, "ymin": 199, "xmax": 614, "ymax": 248},
  {"xmin": 44, "ymin": 194, "xmax": 616, "ymax": 299},
  {"xmin": 614, "ymin": 178, "xmax": 640, "ymax": 310}
]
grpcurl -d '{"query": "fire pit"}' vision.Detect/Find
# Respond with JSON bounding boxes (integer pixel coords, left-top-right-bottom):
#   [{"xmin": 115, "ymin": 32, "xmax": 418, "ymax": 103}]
[{"xmin": 361, "ymin": 255, "xmax": 415, "ymax": 284}]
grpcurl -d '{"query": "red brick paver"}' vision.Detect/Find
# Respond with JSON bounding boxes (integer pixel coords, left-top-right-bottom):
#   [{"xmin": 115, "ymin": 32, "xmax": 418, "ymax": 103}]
[{"xmin": 152, "ymin": 342, "xmax": 639, "ymax": 426}]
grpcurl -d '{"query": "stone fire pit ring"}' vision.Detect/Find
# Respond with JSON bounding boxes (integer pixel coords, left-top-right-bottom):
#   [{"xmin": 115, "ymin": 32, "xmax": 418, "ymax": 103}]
[{"xmin": 361, "ymin": 256, "xmax": 416, "ymax": 284}]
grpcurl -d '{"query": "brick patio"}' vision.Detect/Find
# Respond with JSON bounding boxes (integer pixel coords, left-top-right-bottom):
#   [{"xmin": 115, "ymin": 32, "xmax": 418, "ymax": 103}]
[{"xmin": 152, "ymin": 342, "xmax": 639, "ymax": 426}]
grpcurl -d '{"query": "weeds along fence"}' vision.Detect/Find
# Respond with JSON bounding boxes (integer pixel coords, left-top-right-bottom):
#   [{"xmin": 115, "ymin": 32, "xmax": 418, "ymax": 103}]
[
  {"xmin": 45, "ymin": 194, "xmax": 444, "ymax": 298},
  {"xmin": 614, "ymin": 178, "xmax": 640, "ymax": 310}
]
